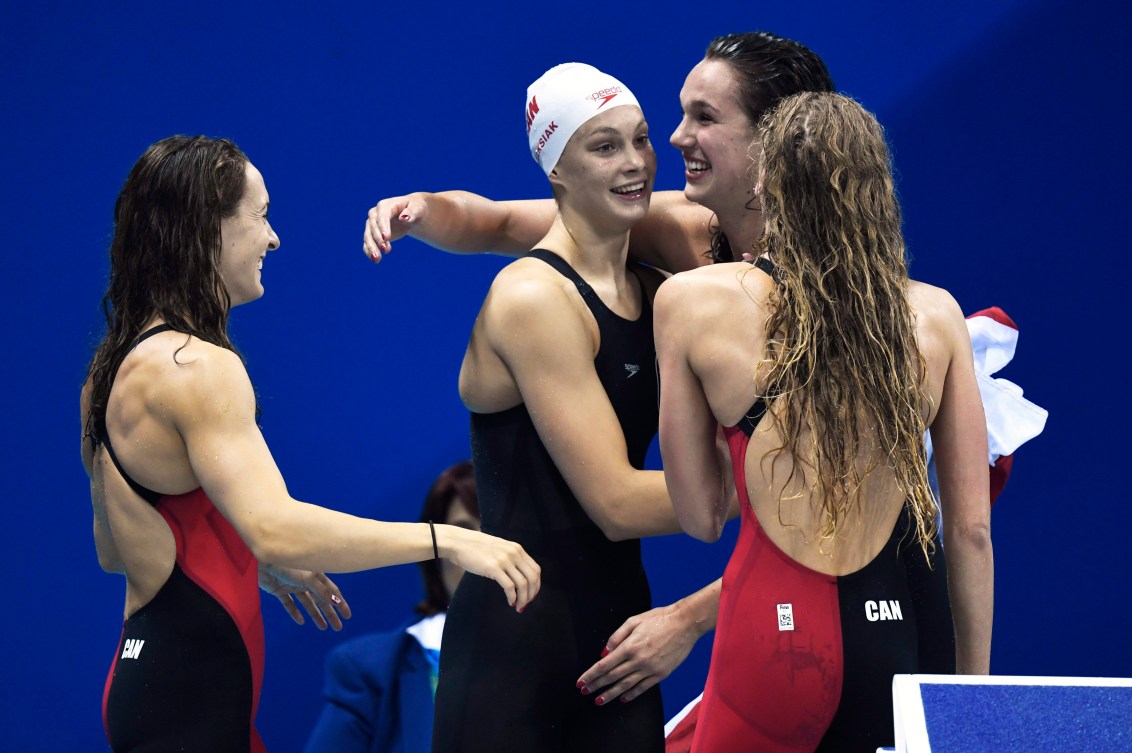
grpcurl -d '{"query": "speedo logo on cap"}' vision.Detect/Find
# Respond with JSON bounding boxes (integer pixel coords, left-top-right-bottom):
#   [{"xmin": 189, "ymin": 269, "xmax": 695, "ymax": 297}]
[
  {"xmin": 525, "ymin": 96, "xmax": 540, "ymax": 134},
  {"xmin": 587, "ymin": 86, "xmax": 623, "ymax": 108}
]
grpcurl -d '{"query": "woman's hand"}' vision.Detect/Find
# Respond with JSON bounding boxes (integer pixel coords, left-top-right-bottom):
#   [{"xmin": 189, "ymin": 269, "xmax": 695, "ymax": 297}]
[
  {"xmin": 437, "ymin": 525, "xmax": 541, "ymax": 612},
  {"xmin": 363, "ymin": 194, "xmax": 431, "ymax": 262},
  {"xmin": 258, "ymin": 563, "xmax": 351, "ymax": 631}
]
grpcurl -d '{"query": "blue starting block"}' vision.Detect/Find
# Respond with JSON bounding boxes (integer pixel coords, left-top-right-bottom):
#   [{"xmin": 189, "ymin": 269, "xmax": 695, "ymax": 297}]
[{"xmin": 885, "ymin": 674, "xmax": 1132, "ymax": 752}]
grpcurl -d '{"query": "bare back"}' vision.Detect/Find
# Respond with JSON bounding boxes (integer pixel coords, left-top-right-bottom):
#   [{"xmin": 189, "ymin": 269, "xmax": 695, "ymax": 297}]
[
  {"xmin": 82, "ymin": 326, "xmax": 257, "ymax": 617},
  {"xmin": 657, "ymin": 261, "xmax": 982, "ymax": 576}
]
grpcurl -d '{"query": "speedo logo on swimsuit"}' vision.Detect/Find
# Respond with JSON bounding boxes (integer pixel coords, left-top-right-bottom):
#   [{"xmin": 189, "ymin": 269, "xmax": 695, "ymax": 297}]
[
  {"xmin": 587, "ymin": 86, "xmax": 623, "ymax": 108},
  {"xmin": 624, "ymin": 363, "xmax": 640, "ymax": 378},
  {"xmin": 120, "ymin": 638, "xmax": 146, "ymax": 660},
  {"xmin": 865, "ymin": 600, "xmax": 904, "ymax": 621}
]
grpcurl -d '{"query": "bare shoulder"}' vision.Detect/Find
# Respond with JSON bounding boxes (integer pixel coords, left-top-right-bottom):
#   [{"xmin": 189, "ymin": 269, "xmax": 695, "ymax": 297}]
[
  {"xmin": 125, "ymin": 332, "xmax": 257, "ymax": 427},
  {"xmin": 483, "ymin": 255, "xmax": 578, "ymax": 322},
  {"xmin": 656, "ymin": 261, "xmax": 769, "ymax": 319},
  {"xmin": 908, "ymin": 279, "xmax": 967, "ymax": 339}
]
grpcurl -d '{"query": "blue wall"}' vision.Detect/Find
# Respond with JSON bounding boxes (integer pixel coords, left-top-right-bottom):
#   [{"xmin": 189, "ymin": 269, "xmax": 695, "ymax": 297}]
[{"xmin": 3, "ymin": 1, "xmax": 1129, "ymax": 749}]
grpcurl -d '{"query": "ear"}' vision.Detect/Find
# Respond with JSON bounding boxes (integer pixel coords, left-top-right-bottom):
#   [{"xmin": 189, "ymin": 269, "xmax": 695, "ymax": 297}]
[{"xmin": 547, "ymin": 166, "xmax": 567, "ymax": 196}]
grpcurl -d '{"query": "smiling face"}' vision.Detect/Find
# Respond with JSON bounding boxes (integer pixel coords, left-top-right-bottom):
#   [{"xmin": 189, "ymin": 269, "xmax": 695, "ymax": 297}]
[
  {"xmin": 549, "ymin": 105, "xmax": 656, "ymax": 233},
  {"xmin": 670, "ymin": 59, "xmax": 760, "ymax": 223},
  {"xmin": 219, "ymin": 163, "xmax": 280, "ymax": 306}
]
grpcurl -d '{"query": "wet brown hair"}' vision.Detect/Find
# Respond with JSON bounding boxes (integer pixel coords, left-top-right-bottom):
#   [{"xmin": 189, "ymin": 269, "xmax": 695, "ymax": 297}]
[{"xmin": 756, "ymin": 92, "xmax": 937, "ymax": 559}]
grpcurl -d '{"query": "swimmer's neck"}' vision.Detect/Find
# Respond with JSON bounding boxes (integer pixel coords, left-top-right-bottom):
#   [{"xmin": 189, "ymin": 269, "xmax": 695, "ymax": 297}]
[{"xmin": 535, "ymin": 213, "xmax": 632, "ymax": 280}]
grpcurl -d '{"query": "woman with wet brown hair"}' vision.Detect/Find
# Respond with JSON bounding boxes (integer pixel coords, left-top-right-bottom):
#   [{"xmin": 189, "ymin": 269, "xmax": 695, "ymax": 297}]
[
  {"xmin": 654, "ymin": 92, "xmax": 993, "ymax": 752},
  {"xmin": 82, "ymin": 136, "xmax": 539, "ymax": 752}
]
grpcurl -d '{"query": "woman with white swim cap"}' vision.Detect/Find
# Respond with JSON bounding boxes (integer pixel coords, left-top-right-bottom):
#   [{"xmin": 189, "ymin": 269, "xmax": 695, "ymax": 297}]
[{"xmin": 429, "ymin": 63, "xmax": 679, "ymax": 752}]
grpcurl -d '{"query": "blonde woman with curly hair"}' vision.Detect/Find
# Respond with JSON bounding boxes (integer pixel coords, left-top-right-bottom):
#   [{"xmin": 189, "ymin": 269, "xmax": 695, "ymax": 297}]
[{"xmin": 654, "ymin": 92, "xmax": 992, "ymax": 752}]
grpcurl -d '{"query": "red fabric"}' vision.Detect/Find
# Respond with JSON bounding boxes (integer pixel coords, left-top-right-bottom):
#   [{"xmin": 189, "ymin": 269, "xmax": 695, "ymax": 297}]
[
  {"xmin": 665, "ymin": 702, "xmax": 699, "ymax": 753},
  {"xmin": 160, "ymin": 489, "xmax": 266, "ymax": 753},
  {"xmin": 685, "ymin": 428, "xmax": 842, "ymax": 752}
]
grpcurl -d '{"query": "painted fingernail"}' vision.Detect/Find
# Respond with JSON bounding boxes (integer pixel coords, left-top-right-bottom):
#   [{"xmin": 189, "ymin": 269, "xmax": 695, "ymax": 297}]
[
  {"xmin": 600, "ymin": 646, "xmax": 610, "ymax": 658},
  {"xmin": 580, "ymin": 686, "xmax": 591, "ymax": 696},
  {"xmin": 595, "ymin": 696, "xmax": 606, "ymax": 706},
  {"xmin": 576, "ymin": 680, "xmax": 586, "ymax": 689},
  {"xmin": 517, "ymin": 606, "xmax": 525, "ymax": 614},
  {"xmin": 399, "ymin": 213, "xmax": 411, "ymax": 221},
  {"xmin": 620, "ymin": 696, "xmax": 629, "ymax": 703}
]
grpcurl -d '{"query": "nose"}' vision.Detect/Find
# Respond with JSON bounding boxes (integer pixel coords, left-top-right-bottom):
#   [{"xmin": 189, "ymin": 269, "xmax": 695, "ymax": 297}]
[
  {"xmin": 266, "ymin": 222, "xmax": 280, "ymax": 251},
  {"xmin": 670, "ymin": 117, "xmax": 691, "ymax": 149},
  {"xmin": 624, "ymin": 143, "xmax": 647, "ymax": 172}
]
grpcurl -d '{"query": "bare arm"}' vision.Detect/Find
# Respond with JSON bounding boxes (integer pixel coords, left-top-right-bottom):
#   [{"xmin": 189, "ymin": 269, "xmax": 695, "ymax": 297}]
[
  {"xmin": 626, "ymin": 191, "xmax": 715, "ymax": 273},
  {"xmin": 362, "ymin": 190, "xmax": 715, "ymax": 274},
  {"xmin": 81, "ymin": 380, "xmax": 123, "ymax": 574},
  {"xmin": 577, "ymin": 577, "xmax": 721, "ymax": 704},
  {"xmin": 173, "ymin": 345, "xmax": 540, "ymax": 610},
  {"xmin": 363, "ymin": 191, "xmax": 556, "ymax": 262},
  {"xmin": 477, "ymin": 266, "xmax": 681, "ymax": 540},
  {"xmin": 654, "ymin": 275, "xmax": 731, "ymax": 541},
  {"xmin": 931, "ymin": 295, "xmax": 994, "ymax": 674}
]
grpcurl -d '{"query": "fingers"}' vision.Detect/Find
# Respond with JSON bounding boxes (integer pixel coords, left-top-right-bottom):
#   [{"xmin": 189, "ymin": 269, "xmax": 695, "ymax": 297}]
[
  {"xmin": 603, "ymin": 670, "xmax": 658, "ymax": 704},
  {"xmin": 363, "ymin": 204, "xmax": 389, "ymax": 262},
  {"xmin": 578, "ymin": 652, "xmax": 628, "ymax": 694},
  {"xmin": 295, "ymin": 590, "xmax": 330, "ymax": 630},
  {"xmin": 487, "ymin": 543, "xmax": 541, "ymax": 613},
  {"xmin": 276, "ymin": 592, "xmax": 305, "ymax": 626},
  {"xmin": 363, "ymin": 196, "xmax": 421, "ymax": 262}
]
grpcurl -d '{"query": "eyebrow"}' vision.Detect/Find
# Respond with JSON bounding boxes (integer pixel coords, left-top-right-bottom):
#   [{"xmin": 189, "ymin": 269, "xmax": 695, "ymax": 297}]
[
  {"xmin": 686, "ymin": 99, "xmax": 718, "ymax": 112},
  {"xmin": 587, "ymin": 123, "xmax": 648, "ymax": 138}
]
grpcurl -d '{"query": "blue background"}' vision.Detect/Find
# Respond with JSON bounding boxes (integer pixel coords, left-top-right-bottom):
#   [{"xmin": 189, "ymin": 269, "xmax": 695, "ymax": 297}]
[{"xmin": 2, "ymin": 0, "xmax": 1129, "ymax": 749}]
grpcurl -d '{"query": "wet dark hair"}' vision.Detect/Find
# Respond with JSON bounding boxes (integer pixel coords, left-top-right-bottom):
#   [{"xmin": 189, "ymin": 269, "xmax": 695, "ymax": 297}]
[
  {"xmin": 702, "ymin": 32, "xmax": 835, "ymax": 263},
  {"xmin": 85, "ymin": 135, "xmax": 250, "ymax": 440},
  {"xmin": 416, "ymin": 461, "xmax": 480, "ymax": 616}
]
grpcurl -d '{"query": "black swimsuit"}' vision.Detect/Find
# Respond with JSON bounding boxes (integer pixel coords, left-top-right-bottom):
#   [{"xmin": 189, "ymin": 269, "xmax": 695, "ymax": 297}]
[
  {"xmin": 432, "ymin": 250, "xmax": 665, "ymax": 752},
  {"xmin": 93, "ymin": 324, "xmax": 267, "ymax": 753}
]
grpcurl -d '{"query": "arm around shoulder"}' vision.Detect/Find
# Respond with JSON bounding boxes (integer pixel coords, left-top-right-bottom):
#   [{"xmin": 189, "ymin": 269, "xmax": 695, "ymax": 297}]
[{"xmin": 364, "ymin": 190, "xmax": 556, "ymax": 261}]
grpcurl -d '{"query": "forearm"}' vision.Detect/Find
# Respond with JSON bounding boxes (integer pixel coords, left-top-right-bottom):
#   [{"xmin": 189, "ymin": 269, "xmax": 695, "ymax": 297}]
[
  {"xmin": 247, "ymin": 501, "xmax": 439, "ymax": 573},
  {"xmin": 410, "ymin": 191, "xmax": 546, "ymax": 255},
  {"xmin": 945, "ymin": 528, "xmax": 994, "ymax": 674},
  {"xmin": 669, "ymin": 578, "xmax": 722, "ymax": 638},
  {"xmin": 589, "ymin": 470, "xmax": 684, "ymax": 541}
]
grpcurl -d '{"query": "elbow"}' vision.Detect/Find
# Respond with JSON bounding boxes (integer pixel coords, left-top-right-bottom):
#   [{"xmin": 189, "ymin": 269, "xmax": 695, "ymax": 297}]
[
  {"xmin": 242, "ymin": 515, "xmax": 294, "ymax": 565},
  {"xmin": 596, "ymin": 515, "xmax": 637, "ymax": 543},
  {"xmin": 681, "ymin": 515, "xmax": 724, "ymax": 543},
  {"xmin": 946, "ymin": 520, "xmax": 993, "ymax": 552}
]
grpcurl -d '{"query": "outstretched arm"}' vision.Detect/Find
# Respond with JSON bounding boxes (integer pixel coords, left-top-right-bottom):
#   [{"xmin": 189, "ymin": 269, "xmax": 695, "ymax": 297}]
[
  {"xmin": 171, "ymin": 343, "xmax": 540, "ymax": 612},
  {"xmin": 363, "ymin": 191, "xmax": 556, "ymax": 262},
  {"xmin": 362, "ymin": 190, "xmax": 715, "ymax": 274},
  {"xmin": 576, "ymin": 578, "xmax": 721, "ymax": 704},
  {"xmin": 932, "ymin": 295, "xmax": 994, "ymax": 674}
]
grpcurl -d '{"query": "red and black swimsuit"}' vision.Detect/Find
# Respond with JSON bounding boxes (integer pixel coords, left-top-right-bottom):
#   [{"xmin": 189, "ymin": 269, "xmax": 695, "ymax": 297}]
[
  {"xmin": 690, "ymin": 259, "xmax": 953, "ymax": 753},
  {"xmin": 93, "ymin": 325, "xmax": 266, "ymax": 753}
]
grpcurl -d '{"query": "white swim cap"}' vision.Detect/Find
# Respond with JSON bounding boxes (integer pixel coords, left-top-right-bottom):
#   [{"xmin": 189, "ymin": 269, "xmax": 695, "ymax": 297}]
[{"xmin": 525, "ymin": 63, "xmax": 640, "ymax": 175}]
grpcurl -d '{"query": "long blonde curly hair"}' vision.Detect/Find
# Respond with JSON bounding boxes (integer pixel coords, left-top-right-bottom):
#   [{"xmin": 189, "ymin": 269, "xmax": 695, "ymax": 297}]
[{"xmin": 755, "ymin": 92, "xmax": 937, "ymax": 560}]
